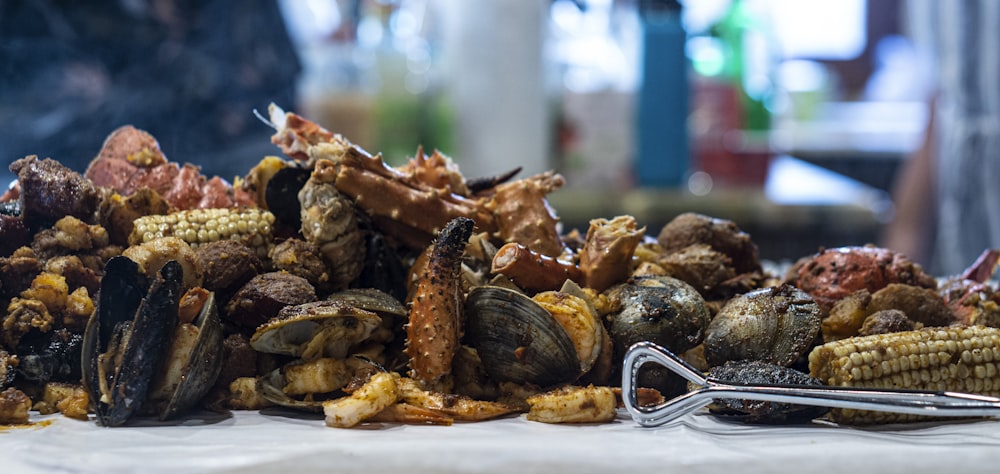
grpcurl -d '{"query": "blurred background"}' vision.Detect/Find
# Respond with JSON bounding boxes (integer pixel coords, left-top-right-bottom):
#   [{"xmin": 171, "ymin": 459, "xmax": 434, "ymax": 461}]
[{"xmin": 0, "ymin": 0, "xmax": 932, "ymax": 264}]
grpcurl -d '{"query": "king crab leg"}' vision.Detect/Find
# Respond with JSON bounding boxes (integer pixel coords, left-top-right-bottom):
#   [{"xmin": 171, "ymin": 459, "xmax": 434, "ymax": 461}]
[{"xmin": 405, "ymin": 217, "xmax": 475, "ymax": 388}]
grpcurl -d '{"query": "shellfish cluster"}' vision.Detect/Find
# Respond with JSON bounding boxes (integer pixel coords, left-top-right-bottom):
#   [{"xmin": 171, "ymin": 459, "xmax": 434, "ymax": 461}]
[{"xmin": 1, "ymin": 104, "xmax": 998, "ymax": 428}]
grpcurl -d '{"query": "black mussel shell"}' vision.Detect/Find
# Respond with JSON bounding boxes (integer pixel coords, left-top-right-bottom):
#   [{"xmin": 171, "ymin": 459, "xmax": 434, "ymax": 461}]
[
  {"xmin": 0, "ymin": 350, "xmax": 16, "ymax": 390},
  {"xmin": 0, "ymin": 214, "xmax": 30, "ymax": 257},
  {"xmin": 15, "ymin": 329, "xmax": 83, "ymax": 384},
  {"xmin": 356, "ymin": 232, "xmax": 408, "ymax": 303},
  {"xmin": 703, "ymin": 360, "xmax": 830, "ymax": 424},
  {"xmin": 157, "ymin": 291, "xmax": 224, "ymax": 421},
  {"xmin": 265, "ymin": 166, "xmax": 310, "ymax": 229},
  {"xmin": 82, "ymin": 256, "xmax": 183, "ymax": 427},
  {"xmin": 0, "ymin": 200, "xmax": 21, "ymax": 217}
]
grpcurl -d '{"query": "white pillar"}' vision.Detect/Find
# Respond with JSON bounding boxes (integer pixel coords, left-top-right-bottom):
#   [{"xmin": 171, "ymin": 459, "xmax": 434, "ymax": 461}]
[{"xmin": 437, "ymin": 0, "xmax": 551, "ymax": 179}]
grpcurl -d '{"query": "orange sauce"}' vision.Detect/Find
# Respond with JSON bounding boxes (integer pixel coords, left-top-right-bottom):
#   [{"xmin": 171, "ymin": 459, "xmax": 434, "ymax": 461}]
[{"xmin": 0, "ymin": 418, "xmax": 54, "ymax": 431}]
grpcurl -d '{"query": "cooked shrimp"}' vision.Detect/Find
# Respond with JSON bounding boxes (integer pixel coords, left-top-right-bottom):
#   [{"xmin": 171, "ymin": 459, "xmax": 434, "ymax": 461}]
[
  {"xmin": 322, "ymin": 372, "xmax": 399, "ymax": 428},
  {"xmin": 395, "ymin": 376, "xmax": 520, "ymax": 421},
  {"xmin": 368, "ymin": 402, "xmax": 454, "ymax": 426},
  {"xmin": 525, "ymin": 385, "xmax": 617, "ymax": 424}
]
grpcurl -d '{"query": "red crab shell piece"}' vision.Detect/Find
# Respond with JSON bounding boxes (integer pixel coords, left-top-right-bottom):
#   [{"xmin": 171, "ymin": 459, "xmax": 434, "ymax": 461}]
[
  {"xmin": 85, "ymin": 126, "xmax": 254, "ymax": 210},
  {"xmin": 268, "ymin": 103, "xmax": 335, "ymax": 162},
  {"xmin": 794, "ymin": 245, "xmax": 937, "ymax": 310},
  {"xmin": 397, "ymin": 146, "xmax": 470, "ymax": 196},
  {"xmin": 485, "ymin": 171, "xmax": 566, "ymax": 258}
]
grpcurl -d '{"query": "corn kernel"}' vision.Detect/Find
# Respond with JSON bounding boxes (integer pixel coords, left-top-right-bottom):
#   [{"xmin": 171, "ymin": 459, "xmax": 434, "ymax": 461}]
[{"xmin": 129, "ymin": 208, "xmax": 275, "ymax": 257}]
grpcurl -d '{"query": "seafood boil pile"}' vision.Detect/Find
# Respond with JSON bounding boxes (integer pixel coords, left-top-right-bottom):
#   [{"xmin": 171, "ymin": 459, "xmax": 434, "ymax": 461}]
[{"xmin": 2, "ymin": 104, "xmax": 1000, "ymax": 429}]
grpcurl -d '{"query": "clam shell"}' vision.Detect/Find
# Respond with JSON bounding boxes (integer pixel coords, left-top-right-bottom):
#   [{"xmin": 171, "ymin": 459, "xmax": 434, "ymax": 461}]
[
  {"xmin": 250, "ymin": 300, "xmax": 382, "ymax": 360},
  {"xmin": 256, "ymin": 367, "xmax": 324, "ymax": 412},
  {"xmin": 464, "ymin": 286, "xmax": 579, "ymax": 387},
  {"xmin": 605, "ymin": 276, "xmax": 710, "ymax": 359},
  {"xmin": 703, "ymin": 284, "xmax": 821, "ymax": 368},
  {"xmin": 604, "ymin": 276, "xmax": 711, "ymax": 398},
  {"xmin": 326, "ymin": 288, "xmax": 406, "ymax": 319}
]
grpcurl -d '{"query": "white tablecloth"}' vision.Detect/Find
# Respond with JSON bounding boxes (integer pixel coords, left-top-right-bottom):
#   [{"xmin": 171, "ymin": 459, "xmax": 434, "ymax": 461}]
[{"xmin": 3, "ymin": 409, "xmax": 1000, "ymax": 473}]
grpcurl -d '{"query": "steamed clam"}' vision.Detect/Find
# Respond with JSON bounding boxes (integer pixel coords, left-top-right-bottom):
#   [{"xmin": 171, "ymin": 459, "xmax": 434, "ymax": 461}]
[
  {"xmin": 250, "ymin": 299, "xmax": 383, "ymax": 410},
  {"xmin": 703, "ymin": 284, "xmax": 821, "ymax": 368},
  {"xmin": 257, "ymin": 358, "xmax": 360, "ymax": 412},
  {"xmin": 604, "ymin": 276, "xmax": 711, "ymax": 396},
  {"xmin": 326, "ymin": 288, "xmax": 408, "ymax": 370},
  {"xmin": 463, "ymin": 284, "xmax": 601, "ymax": 387},
  {"xmin": 605, "ymin": 276, "xmax": 710, "ymax": 361},
  {"xmin": 82, "ymin": 256, "xmax": 223, "ymax": 426},
  {"xmin": 249, "ymin": 300, "xmax": 382, "ymax": 360}
]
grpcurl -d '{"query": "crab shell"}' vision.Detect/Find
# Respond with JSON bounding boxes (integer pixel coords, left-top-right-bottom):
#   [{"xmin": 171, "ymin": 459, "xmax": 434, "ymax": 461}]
[
  {"xmin": 82, "ymin": 256, "xmax": 223, "ymax": 426},
  {"xmin": 794, "ymin": 246, "xmax": 936, "ymax": 310}
]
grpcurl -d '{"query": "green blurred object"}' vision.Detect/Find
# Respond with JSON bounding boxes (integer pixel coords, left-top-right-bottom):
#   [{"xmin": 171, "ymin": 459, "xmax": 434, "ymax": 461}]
[
  {"xmin": 373, "ymin": 88, "xmax": 455, "ymax": 167},
  {"xmin": 709, "ymin": 0, "xmax": 772, "ymax": 132}
]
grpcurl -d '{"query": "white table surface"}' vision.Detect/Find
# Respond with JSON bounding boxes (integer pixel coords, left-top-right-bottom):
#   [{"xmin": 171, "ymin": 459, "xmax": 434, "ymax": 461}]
[{"xmin": 3, "ymin": 408, "xmax": 1000, "ymax": 474}]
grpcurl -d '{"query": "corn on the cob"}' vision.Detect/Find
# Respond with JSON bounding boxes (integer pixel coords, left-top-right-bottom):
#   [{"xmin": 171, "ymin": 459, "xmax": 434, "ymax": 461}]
[
  {"xmin": 809, "ymin": 325, "xmax": 1000, "ymax": 424},
  {"xmin": 128, "ymin": 208, "xmax": 275, "ymax": 257}
]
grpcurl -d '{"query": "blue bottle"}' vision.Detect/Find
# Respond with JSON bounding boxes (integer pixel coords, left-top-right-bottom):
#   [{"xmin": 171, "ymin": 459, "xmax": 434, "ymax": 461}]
[{"xmin": 635, "ymin": 0, "xmax": 689, "ymax": 187}]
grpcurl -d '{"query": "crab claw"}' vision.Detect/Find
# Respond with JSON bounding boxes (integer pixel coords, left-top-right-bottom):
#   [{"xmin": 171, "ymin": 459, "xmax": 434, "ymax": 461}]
[
  {"xmin": 404, "ymin": 217, "xmax": 475, "ymax": 387},
  {"xmin": 960, "ymin": 249, "xmax": 1000, "ymax": 283}
]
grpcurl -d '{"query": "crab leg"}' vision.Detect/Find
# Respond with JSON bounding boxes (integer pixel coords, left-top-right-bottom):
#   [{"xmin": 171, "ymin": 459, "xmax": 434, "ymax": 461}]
[
  {"xmin": 960, "ymin": 248, "xmax": 1000, "ymax": 282},
  {"xmin": 336, "ymin": 165, "xmax": 496, "ymax": 247},
  {"xmin": 405, "ymin": 217, "xmax": 475, "ymax": 386},
  {"xmin": 491, "ymin": 242, "xmax": 583, "ymax": 293},
  {"xmin": 267, "ymin": 103, "xmax": 336, "ymax": 162}
]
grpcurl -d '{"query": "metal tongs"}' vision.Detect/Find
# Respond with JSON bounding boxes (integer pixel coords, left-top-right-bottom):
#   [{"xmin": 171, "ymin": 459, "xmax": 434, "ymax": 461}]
[{"xmin": 622, "ymin": 341, "xmax": 1000, "ymax": 427}]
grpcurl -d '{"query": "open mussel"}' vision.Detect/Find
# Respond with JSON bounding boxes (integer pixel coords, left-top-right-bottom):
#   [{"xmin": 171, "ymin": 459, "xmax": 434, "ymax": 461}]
[
  {"xmin": 463, "ymin": 286, "xmax": 581, "ymax": 387},
  {"xmin": 243, "ymin": 156, "xmax": 310, "ymax": 230},
  {"xmin": 265, "ymin": 165, "xmax": 310, "ymax": 229},
  {"xmin": 145, "ymin": 290, "xmax": 223, "ymax": 420},
  {"xmin": 82, "ymin": 255, "xmax": 223, "ymax": 426}
]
